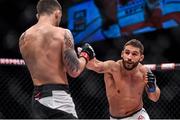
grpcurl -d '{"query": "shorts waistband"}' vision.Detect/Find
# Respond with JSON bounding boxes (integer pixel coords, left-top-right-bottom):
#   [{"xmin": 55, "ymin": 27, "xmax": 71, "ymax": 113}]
[
  {"xmin": 110, "ymin": 108, "xmax": 142, "ymax": 119},
  {"xmin": 34, "ymin": 84, "xmax": 70, "ymax": 92},
  {"xmin": 33, "ymin": 84, "xmax": 70, "ymax": 99}
]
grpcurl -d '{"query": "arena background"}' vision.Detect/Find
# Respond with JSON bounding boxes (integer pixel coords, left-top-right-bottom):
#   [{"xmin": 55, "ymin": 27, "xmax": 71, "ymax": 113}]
[{"xmin": 1, "ymin": 0, "xmax": 180, "ymax": 119}]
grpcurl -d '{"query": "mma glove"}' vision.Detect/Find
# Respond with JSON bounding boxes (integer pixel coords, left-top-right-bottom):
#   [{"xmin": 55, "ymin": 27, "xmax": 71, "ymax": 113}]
[
  {"xmin": 147, "ymin": 72, "xmax": 156, "ymax": 93},
  {"xmin": 79, "ymin": 43, "xmax": 95, "ymax": 63}
]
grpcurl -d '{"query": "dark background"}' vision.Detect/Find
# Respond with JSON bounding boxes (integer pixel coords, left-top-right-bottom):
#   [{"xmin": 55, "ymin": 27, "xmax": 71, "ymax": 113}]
[
  {"xmin": 0, "ymin": 0, "xmax": 180, "ymax": 119},
  {"xmin": 0, "ymin": 0, "xmax": 180, "ymax": 63}
]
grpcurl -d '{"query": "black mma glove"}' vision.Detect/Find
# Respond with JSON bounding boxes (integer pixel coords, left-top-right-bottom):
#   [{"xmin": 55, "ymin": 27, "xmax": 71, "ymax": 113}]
[
  {"xmin": 79, "ymin": 43, "xmax": 95, "ymax": 63},
  {"xmin": 147, "ymin": 71, "xmax": 156, "ymax": 93}
]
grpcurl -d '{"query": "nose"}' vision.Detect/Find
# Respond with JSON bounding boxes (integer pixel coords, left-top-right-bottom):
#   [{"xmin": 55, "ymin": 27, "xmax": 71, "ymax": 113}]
[
  {"xmin": 127, "ymin": 53, "xmax": 132, "ymax": 59},
  {"xmin": 126, "ymin": 54, "xmax": 133, "ymax": 62}
]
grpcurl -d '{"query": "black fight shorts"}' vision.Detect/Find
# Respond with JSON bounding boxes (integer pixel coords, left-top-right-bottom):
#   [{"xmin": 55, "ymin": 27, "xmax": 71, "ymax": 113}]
[{"xmin": 31, "ymin": 84, "xmax": 77, "ymax": 119}]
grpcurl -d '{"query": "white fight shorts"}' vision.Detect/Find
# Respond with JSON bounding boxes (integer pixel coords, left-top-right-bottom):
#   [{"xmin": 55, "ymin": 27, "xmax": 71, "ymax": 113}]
[
  {"xmin": 110, "ymin": 108, "xmax": 150, "ymax": 120},
  {"xmin": 33, "ymin": 84, "xmax": 77, "ymax": 118}
]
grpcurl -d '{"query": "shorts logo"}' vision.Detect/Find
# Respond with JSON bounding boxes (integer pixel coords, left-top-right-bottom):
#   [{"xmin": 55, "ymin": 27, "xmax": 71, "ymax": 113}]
[{"xmin": 34, "ymin": 92, "xmax": 41, "ymax": 100}]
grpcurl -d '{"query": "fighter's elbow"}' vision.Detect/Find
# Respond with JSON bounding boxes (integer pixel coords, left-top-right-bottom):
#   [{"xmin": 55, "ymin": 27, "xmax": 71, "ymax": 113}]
[
  {"xmin": 150, "ymin": 97, "xmax": 159, "ymax": 102},
  {"xmin": 68, "ymin": 70, "xmax": 81, "ymax": 78},
  {"xmin": 65, "ymin": 62, "xmax": 82, "ymax": 78},
  {"xmin": 149, "ymin": 92, "xmax": 160, "ymax": 102}
]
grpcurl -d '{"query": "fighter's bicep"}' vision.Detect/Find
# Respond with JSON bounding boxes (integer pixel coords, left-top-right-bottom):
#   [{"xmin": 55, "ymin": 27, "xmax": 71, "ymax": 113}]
[
  {"xmin": 64, "ymin": 49, "xmax": 80, "ymax": 73},
  {"xmin": 63, "ymin": 29, "xmax": 80, "ymax": 73},
  {"xmin": 95, "ymin": 61, "xmax": 113, "ymax": 73},
  {"xmin": 64, "ymin": 29, "xmax": 74, "ymax": 49}
]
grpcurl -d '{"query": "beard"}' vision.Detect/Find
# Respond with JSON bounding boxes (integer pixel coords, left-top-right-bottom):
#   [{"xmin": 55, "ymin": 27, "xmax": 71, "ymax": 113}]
[
  {"xmin": 55, "ymin": 21, "xmax": 60, "ymax": 27},
  {"xmin": 122, "ymin": 59, "xmax": 139, "ymax": 70}
]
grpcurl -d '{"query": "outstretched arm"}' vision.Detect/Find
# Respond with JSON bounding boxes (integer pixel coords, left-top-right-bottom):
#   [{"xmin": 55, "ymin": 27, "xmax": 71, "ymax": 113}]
[
  {"xmin": 145, "ymin": 68, "xmax": 161, "ymax": 102},
  {"xmin": 86, "ymin": 58, "xmax": 114, "ymax": 73}
]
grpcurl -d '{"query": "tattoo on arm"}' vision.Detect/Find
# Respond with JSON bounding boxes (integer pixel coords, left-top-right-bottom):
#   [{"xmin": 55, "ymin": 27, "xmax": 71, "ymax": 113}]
[
  {"xmin": 64, "ymin": 49, "xmax": 80, "ymax": 73},
  {"xmin": 64, "ymin": 30, "xmax": 74, "ymax": 49},
  {"xmin": 64, "ymin": 29, "xmax": 80, "ymax": 73}
]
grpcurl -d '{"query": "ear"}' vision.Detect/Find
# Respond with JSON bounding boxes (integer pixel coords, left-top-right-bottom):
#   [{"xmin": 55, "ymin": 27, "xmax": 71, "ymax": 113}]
[
  {"xmin": 36, "ymin": 13, "xmax": 39, "ymax": 19},
  {"xmin": 55, "ymin": 10, "xmax": 61, "ymax": 19},
  {"xmin": 121, "ymin": 51, "xmax": 124, "ymax": 58},
  {"xmin": 140, "ymin": 54, "xmax": 144, "ymax": 62}
]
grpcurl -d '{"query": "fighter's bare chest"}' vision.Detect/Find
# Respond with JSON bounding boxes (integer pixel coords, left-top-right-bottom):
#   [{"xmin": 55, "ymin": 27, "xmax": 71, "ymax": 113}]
[{"xmin": 112, "ymin": 71, "xmax": 144, "ymax": 88}]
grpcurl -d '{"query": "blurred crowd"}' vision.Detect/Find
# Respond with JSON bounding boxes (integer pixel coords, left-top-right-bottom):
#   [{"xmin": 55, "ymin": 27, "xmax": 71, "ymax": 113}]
[{"xmin": 0, "ymin": 0, "xmax": 180, "ymax": 63}]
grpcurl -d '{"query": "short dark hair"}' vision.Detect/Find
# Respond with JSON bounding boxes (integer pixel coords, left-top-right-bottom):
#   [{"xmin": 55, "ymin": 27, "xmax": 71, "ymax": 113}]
[
  {"xmin": 124, "ymin": 39, "xmax": 144, "ymax": 54},
  {"xmin": 36, "ymin": 0, "xmax": 62, "ymax": 15}
]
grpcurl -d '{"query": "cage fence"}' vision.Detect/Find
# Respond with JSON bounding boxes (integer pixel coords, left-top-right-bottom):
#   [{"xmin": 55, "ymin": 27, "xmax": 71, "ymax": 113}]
[{"xmin": 0, "ymin": 60, "xmax": 180, "ymax": 119}]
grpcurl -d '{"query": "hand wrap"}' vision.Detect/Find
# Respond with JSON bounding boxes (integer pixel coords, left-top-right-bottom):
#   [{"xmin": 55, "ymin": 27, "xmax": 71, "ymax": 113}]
[
  {"xmin": 147, "ymin": 72, "xmax": 156, "ymax": 92},
  {"xmin": 79, "ymin": 43, "xmax": 95, "ymax": 63}
]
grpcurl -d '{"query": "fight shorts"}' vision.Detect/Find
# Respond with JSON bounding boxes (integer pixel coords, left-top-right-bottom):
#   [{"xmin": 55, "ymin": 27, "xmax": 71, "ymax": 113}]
[
  {"xmin": 31, "ymin": 84, "xmax": 78, "ymax": 119},
  {"xmin": 110, "ymin": 108, "xmax": 150, "ymax": 120}
]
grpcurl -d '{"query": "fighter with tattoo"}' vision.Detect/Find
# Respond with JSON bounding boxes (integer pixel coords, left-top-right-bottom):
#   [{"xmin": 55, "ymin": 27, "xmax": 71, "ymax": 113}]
[{"xmin": 19, "ymin": 0, "xmax": 95, "ymax": 118}]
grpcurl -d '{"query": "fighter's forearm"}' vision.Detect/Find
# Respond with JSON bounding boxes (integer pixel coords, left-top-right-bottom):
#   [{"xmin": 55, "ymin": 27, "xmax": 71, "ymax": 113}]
[
  {"xmin": 86, "ymin": 59, "xmax": 106, "ymax": 73},
  {"xmin": 67, "ymin": 57, "xmax": 86, "ymax": 78},
  {"xmin": 147, "ymin": 86, "xmax": 161, "ymax": 102},
  {"xmin": 76, "ymin": 57, "xmax": 87, "ymax": 75}
]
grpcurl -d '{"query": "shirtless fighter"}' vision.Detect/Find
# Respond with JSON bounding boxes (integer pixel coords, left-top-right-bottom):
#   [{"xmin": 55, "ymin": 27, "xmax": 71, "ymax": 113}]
[
  {"xmin": 86, "ymin": 39, "xmax": 160, "ymax": 119},
  {"xmin": 19, "ymin": 0, "xmax": 95, "ymax": 118}
]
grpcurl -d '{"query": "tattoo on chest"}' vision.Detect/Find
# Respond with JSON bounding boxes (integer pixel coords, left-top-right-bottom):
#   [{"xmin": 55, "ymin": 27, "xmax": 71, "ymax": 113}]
[{"xmin": 64, "ymin": 49, "xmax": 80, "ymax": 72}]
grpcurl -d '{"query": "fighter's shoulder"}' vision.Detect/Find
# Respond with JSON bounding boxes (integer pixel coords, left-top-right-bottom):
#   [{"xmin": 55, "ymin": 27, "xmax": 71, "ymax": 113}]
[
  {"xmin": 55, "ymin": 28, "xmax": 73, "ymax": 39},
  {"xmin": 106, "ymin": 60, "xmax": 116, "ymax": 65},
  {"xmin": 105, "ymin": 60, "xmax": 120, "ymax": 72},
  {"xmin": 19, "ymin": 26, "xmax": 35, "ymax": 39},
  {"xmin": 19, "ymin": 32, "xmax": 25, "ymax": 40},
  {"xmin": 19, "ymin": 29, "xmax": 29, "ymax": 42},
  {"xmin": 63, "ymin": 28, "xmax": 72, "ymax": 33},
  {"xmin": 116, "ymin": 60, "xmax": 122, "ymax": 65},
  {"xmin": 139, "ymin": 63, "xmax": 148, "ymax": 73},
  {"xmin": 56, "ymin": 27, "xmax": 72, "ymax": 34},
  {"xmin": 63, "ymin": 29, "xmax": 73, "ymax": 37},
  {"xmin": 105, "ymin": 60, "xmax": 119, "ymax": 69}
]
